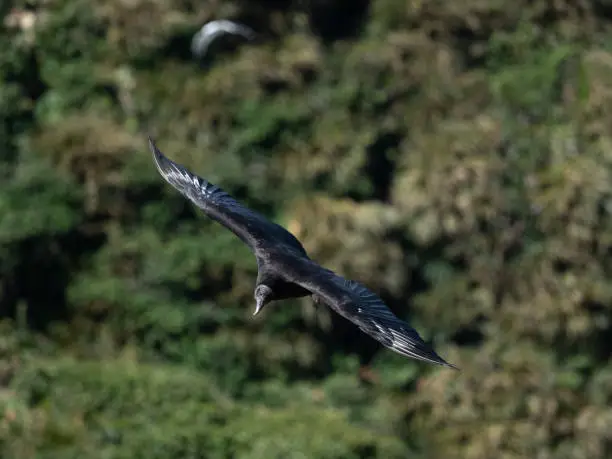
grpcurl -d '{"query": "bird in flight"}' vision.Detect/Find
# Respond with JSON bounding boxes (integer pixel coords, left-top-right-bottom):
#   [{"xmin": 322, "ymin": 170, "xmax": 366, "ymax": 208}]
[
  {"xmin": 149, "ymin": 137, "xmax": 457, "ymax": 370},
  {"xmin": 191, "ymin": 19, "xmax": 256, "ymax": 59}
]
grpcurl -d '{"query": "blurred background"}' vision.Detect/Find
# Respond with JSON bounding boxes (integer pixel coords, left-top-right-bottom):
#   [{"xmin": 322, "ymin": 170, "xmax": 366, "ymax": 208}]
[{"xmin": 1, "ymin": 0, "xmax": 612, "ymax": 458}]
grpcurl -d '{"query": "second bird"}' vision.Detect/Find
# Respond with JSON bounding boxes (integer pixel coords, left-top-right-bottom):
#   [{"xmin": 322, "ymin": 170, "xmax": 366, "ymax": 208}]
[{"xmin": 149, "ymin": 137, "xmax": 457, "ymax": 370}]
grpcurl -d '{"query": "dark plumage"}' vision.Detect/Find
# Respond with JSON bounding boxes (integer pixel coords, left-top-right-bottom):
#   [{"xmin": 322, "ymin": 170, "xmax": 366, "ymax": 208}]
[{"xmin": 149, "ymin": 137, "xmax": 458, "ymax": 370}]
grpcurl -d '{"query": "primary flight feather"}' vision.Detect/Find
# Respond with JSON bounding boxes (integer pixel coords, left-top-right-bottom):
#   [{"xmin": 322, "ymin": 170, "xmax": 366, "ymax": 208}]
[{"xmin": 149, "ymin": 137, "xmax": 457, "ymax": 370}]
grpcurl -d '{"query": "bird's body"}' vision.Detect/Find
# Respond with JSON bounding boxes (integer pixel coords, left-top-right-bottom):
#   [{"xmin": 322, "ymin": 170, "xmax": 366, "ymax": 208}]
[
  {"xmin": 149, "ymin": 137, "xmax": 457, "ymax": 370},
  {"xmin": 191, "ymin": 19, "xmax": 256, "ymax": 59}
]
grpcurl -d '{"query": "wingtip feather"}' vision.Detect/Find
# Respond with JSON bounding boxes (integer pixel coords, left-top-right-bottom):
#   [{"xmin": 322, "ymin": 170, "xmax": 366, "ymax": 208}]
[
  {"xmin": 147, "ymin": 135, "xmax": 173, "ymax": 177},
  {"xmin": 419, "ymin": 345, "xmax": 458, "ymax": 370},
  {"xmin": 438, "ymin": 358, "xmax": 460, "ymax": 371},
  {"xmin": 411, "ymin": 344, "xmax": 459, "ymax": 371},
  {"xmin": 147, "ymin": 135, "xmax": 160, "ymax": 158},
  {"xmin": 405, "ymin": 347, "xmax": 459, "ymax": 370}
]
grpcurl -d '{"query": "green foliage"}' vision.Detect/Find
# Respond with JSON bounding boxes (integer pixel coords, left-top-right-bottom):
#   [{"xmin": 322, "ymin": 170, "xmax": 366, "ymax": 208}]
[
  {"xmin": 3, "ymin": 357, "xmax": 407, "ymax": 459},
  {"xmin": 1, "ymin": 0, "xmax": 612, "ymax": 458}
]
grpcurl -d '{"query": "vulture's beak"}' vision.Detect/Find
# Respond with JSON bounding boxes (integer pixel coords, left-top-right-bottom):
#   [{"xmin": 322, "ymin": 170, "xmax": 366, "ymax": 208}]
[{"xmin": 253, "ymin": 301, "xmax": 264, "ymax": 316}]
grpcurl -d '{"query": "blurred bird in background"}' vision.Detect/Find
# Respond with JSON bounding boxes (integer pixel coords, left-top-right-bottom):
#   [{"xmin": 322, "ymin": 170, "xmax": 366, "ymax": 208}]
[{"xmin": 191, "ymin": 19, "xmax": 256, "ymax": 59}]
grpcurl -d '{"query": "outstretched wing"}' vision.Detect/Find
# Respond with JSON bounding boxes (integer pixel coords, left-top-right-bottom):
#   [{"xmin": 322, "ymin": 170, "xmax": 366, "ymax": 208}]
[
  {"xmin": 326, "ymin": 277, "xmax": 457, "ymax": 368},
  {"xmin": 275, "ymin": 254, "xmax": 457, "ymax": 369},
  {"xmin": 149, "ymin": 137, "xmax": 307, "ymax": 255}
]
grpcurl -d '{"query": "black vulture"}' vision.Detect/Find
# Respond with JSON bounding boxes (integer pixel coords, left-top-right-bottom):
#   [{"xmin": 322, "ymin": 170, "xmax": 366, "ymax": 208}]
[{"xmin": 149, "ymin": 137, "xmax": 457, "ymax": 370}]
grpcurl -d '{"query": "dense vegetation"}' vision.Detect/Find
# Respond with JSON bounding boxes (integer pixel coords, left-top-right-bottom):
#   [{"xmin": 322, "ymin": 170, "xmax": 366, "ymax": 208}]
[{"xmin": 1, "ymin": 0, "xmax": 612, "ymax": 457}]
